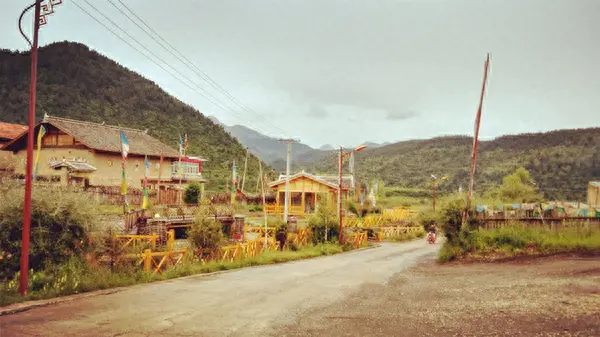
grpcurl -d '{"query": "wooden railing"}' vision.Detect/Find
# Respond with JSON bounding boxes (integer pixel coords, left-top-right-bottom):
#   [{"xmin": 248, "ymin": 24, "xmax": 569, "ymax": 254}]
[
  {"xmin": 264, "ymin": 204, "xmax": 305, "ymax": 216},
  {"xmin": 349, "ymin": 232, "xmax": 368, "ymax": 249},
  {"xmin": 114, "ymin": 234, "xmax": 157, "ymax": 253}
]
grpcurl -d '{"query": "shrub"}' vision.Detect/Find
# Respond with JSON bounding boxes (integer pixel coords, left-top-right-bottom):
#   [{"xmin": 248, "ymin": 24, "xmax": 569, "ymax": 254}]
[
  {"xmin": 187, "ymin": 214, "xmax": 224, "ymax": 252},
  {"xmin": 0, "ymin": 185, "xmax": 97, "ymax": 279},
  {"xmin": 184, "ymin": 182, "xmax": 202, "ymax": 204},
  {"xmin": 307, "ymin": 201, "xmax": 338, "ymax": 243}
]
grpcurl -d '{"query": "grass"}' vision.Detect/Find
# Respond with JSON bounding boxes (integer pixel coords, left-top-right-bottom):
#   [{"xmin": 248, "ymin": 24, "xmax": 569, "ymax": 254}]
[
  {"xmin": 386, "ymin": 230, "xmax": 426, "ymax": 243},
  {"xmin": 0, "ymin": 244, "xmax": 342, "ymax": 307},
  {"xmin": 439, "ymin": 225, "xmax": 600, "ymax": 262}
]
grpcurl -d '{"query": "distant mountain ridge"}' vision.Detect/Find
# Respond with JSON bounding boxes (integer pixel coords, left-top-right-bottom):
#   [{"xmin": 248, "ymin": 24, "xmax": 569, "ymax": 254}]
[{"xmin": 307, "ymin": 128, "xmax": 600, "ymax": 201}]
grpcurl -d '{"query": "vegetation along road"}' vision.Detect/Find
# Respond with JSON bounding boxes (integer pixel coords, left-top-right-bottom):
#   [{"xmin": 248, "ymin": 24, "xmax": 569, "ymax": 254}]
[{"xmin": 0, "ymin": 241, "xmax": 439, "ymax": 337}]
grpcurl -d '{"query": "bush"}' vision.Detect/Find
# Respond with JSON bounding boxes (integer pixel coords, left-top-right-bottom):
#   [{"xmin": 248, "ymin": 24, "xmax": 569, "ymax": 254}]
[
  {"xmin": 187, "ymin": 214, "xmax": 224, "ymax": 251},
  {"xmin": 184, "ymin": 182, "xmax": 202, "ymax": 204},
  {"xmin": 0, "ymin": 185, "xmax": 97, "ymax": 279},
  {"xmin": 307, "ymin": 201, "xmax": 338, "ymax": 243}
]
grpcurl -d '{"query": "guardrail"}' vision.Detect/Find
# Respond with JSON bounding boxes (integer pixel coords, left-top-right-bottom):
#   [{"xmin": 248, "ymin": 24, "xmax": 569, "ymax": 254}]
[
  {"xmin": 114, "ymin": 234, "xmax": 157, "ymax": 253},
  {"xmin": 349, "ymin": 232, "xmax": 368, "ymax": 249}
]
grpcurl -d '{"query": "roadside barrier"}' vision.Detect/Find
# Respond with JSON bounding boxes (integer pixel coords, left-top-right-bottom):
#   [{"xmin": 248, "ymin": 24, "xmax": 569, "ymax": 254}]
[
  {"xmin": 349, "ymin": 232, "xmax": 368, "ymax": 249},
  {"xmin": 139, "ymin": 249, "xmax": 187, "ymax": 274},
  {"xmin": 113, "ymin": 233, "xmax": 157, "ymax": 252}
]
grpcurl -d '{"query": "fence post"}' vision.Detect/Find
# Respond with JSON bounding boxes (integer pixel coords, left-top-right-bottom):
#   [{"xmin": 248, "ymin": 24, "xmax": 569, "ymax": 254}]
[
  {"xmin": 167, "ymin": 229, "xmax": 175, "ymax": 252},
  {"xmin": 143, "ymin": 249, "xmax": 152, "ymax": 272},
  {"xmin": 151, "ymin": 233, "xmax": 157, "ymax": 248}
]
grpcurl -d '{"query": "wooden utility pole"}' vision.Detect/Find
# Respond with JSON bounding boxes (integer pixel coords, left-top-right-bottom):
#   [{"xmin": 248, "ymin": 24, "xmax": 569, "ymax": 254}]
[{"xmin": 278, "ymin": 139, "xmax": 298, "ymax": 223}]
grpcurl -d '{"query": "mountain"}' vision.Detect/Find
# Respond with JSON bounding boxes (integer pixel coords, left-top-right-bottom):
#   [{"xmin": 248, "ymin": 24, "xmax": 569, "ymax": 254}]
[
  {"xmin": 309, "ymin": 129, "xmax": 600, "ymax": 201},
  {"xmin": 319, "ymin": 144, "xmax": 335, "ymax": 151},
  {"xmin": 223, "ymin": 124, "xmax": 314, "ymax": 168},
  {"xmin": 0, "ymin": 41, "xmax": 270, "ymax": 190}
]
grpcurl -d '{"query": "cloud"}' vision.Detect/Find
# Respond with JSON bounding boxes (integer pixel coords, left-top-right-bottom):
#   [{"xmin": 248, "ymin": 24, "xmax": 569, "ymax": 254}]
[
  {"xmin": 306, "ymin": 104, "xmax": 328, "ymax": 119},
  {"xmin": 386, "ymin": 110, "xmax": 419, "ymax": 121}
]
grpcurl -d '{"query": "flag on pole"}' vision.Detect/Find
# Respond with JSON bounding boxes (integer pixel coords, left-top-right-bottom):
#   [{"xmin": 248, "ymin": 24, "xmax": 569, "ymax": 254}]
[
  {"xmin": 231, "ymin": 160, "xmax": 237, "ymax": 204},
  {"xmin": 183, "ymin": 134, "xmax": 188, "ymax": 153},
  {"xmin": 179, "ymin": 135, "xmax": 184, "ymax": 156},
  {"xmin": 33, "ymin": 125, "xmax": 46, "ymax": 180},
  {"xmin": 142, "ymin": 155, "xmax": 150, "ymax": 209},
  {"xmin": 120, "ymin": 131, "xmax": 129, "ymax": 195}
]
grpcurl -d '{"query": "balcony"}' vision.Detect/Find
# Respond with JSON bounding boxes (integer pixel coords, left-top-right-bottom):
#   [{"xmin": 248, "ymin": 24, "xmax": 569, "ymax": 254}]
[{"xmin": 171, "ymin": 162, "xmax": 205, "ymax": 182}]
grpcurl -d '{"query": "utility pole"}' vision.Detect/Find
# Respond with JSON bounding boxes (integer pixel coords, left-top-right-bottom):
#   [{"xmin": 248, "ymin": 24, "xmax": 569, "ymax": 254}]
[
  {"xmin": 278, "ymin": 139, "xmax": 298, "ymax": 224},
  {"xmin": 338, "ymin": 146, "xmax": 343, "ymax": 245},
  {"xmin": 338, "ymin": 145, "xmax": 367, "ymax": 245},
  {"xmin": 17, "ymin": 0, "xmax": 62, "ymax": 297}
]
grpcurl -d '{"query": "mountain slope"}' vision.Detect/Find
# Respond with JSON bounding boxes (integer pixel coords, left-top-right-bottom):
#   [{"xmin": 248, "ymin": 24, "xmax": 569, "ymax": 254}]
[
  {"xmin": 223, "ymin": 124, "xmax": 314, "ymax": 167},
  {"xmin": 309, "ymin": 129, "xmax": 600, "ymax": 201},
  {"xmin": 0, "ymin": 41, "xmax": 269, "ymax": 189}
]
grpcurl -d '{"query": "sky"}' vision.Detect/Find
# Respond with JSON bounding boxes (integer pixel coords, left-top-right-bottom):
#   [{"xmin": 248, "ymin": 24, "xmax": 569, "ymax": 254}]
[{"xmin": 1, "ymin": 0, "xmax": 599, "ymax": 148}]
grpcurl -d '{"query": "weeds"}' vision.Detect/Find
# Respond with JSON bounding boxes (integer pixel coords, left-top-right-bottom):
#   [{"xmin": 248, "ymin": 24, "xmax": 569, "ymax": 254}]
[{"xmin": 438, "ymin": 225, "xmax": 600, "ymax": 262}]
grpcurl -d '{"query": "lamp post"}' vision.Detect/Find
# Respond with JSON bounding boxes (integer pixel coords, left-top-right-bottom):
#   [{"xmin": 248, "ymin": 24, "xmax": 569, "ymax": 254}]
[
  {"xmin": 338, "ymin": 145, "xmax": 367, "ymax": 245},
  {"xmin": 17, "ymin": 0, "xmax": 62, "ymax": 296},
  {"xmin": 430, "ymin": 174, "xmax": 447, "ymax": 212}
]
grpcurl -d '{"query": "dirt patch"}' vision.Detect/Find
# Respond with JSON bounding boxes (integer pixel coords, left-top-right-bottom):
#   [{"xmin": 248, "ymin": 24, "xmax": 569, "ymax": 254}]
[{"xmin": 274, "ymin": 256, "xmax": 600, "ymax": 336}]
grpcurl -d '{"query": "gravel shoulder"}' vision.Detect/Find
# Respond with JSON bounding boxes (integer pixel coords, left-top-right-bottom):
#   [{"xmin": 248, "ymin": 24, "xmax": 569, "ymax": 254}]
[{"xmin": 276, "ymin": 255, "xmax": 600, "ymax": 336}]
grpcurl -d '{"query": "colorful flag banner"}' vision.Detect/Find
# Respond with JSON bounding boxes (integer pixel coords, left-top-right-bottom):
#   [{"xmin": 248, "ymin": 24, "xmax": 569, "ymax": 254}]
[
  {"xmin": 33, "ymin": 125, "xmax": 46, "ymax": 180},
  {"xmin": 142, "ymin": 155, "xmax": 149, "ymax": 209},
  {"xmin": 179, "ymin": 135, "xmax": 184, "ymax": 156},
  {"xmin": 120, "ymin": 131, "xmax": 129, "ymax": 195},
  {"xmin": 183, "ymin": 134, "xmax": 188, "ymax": 153},
  {"xmin": 231, "ymin": 160, "xmax": 237, "ymax": 204}
]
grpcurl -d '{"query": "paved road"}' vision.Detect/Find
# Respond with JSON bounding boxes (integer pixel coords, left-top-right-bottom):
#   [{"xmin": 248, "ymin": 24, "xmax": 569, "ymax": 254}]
[{"xmin": 0, "ymin": 240, "xmax": 440, "ymax": 337}]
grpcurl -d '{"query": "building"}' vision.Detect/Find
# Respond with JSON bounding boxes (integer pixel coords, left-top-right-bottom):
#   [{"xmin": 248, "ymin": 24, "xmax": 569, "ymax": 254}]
[
  {"xmin": 589, "ymin": 181, "xmax": 600, "ymax": 208},
  {"xmin": 2, "ymin": 115, "xmax": 206, "ymax": 190},
  {"xmin": 266, "ymin": 171, "xmax": 354, "ymax": 216},
  {"xmin": 0, "ymin": 122, "xmax": 27, "ymax": 172}
]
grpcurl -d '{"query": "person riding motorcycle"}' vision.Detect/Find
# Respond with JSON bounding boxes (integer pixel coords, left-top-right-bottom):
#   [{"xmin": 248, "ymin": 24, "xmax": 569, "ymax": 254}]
[{"xmin": 427, "ymin": 223, "xmax": 437, "ymax": 243}]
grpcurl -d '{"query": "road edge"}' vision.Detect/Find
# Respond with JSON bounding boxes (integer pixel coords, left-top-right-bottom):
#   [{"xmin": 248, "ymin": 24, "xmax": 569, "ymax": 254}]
[{"xmin": 0, "ymin": 244, "xmax": 380, "ymax": 316}]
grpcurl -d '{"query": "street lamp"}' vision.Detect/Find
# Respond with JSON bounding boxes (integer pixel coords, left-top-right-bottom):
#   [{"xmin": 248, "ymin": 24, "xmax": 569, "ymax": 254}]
[
  {"xmin": 431, "ymin": 174, "xmax": 447, "ymax": 212},
  {"xmin": 18, "ymin": 0, "xmax": 62, "ymax": 296},
  {"xmin": 338, "ymin": 145, "xmax": 367, "ymax": 245}
]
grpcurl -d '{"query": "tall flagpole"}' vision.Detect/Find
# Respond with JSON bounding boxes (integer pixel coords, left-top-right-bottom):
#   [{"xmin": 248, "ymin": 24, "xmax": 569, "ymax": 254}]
[{"xmin": 465, "ymin": 53, "xmax": 490, "ymax": 226}]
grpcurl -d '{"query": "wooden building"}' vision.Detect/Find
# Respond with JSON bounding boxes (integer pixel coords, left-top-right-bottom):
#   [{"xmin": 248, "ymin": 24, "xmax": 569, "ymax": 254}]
[
  {"xmin": 589, "ymin": 181, "xmax": 600, "ymax": 208},
  {"xmin": 2, "ymin": 115, "xmax": 206, "ymax": 192},
  {"xmin": 0, "ymin": 122, "xmax": 27, "ymax": 172},
  {"xmin": 266, "ymin": 171, "xmax": 354, "ymax": 216}
]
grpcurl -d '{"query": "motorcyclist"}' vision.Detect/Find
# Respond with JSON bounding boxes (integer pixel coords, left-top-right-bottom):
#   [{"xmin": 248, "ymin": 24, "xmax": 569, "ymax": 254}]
[{"xmin": 428, "ymin": 223, "xmax": 437, "ymax": 243}]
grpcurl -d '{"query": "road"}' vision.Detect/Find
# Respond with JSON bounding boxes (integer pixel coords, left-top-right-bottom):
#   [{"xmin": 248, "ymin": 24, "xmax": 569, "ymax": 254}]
[{"xmin": 0, "ymin": 240, "xmax": 439, "ymax": 337}]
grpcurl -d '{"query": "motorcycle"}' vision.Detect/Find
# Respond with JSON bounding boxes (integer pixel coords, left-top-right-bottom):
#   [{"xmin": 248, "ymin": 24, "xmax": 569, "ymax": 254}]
[{"xmin": 427, "ymin": 231, "xmax": 436, "ymax": 244}]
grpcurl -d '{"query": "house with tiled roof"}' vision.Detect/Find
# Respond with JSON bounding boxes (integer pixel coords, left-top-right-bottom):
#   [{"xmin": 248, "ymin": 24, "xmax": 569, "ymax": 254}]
[
  {"xmin": 0, "ymin": 122, "xmax": 27, "ymax": 172},
  {"xmin": 589, "ymin": 181, "xmax": 600, "ymax": 208},
  {"xmin": 3, "ymin": 115, "xmax": 206, "ymax": 189},
  {"xmin": 266, "ymin": 171, "xmax": 354, "ymax": 215}
]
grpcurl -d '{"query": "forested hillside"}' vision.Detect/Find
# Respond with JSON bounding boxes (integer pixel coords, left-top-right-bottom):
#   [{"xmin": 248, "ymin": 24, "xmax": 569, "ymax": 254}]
[
  {"xmin": 308, "ymin": 129, "xmax": 600, "ymax": 201},
  {"xmin": 0, "ymin": 42, "xmax": 270, "ymax": 190}
]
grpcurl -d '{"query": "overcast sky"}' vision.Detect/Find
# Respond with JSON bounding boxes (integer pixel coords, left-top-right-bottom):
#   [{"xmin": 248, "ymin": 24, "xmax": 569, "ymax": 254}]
[{"xmin": 2, "ymin": 0, "xmax": 599, "ymax": 148}]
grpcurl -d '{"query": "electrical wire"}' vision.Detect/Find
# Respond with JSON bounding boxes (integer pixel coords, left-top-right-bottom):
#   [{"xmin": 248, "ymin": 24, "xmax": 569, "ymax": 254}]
[
  {"xmin": 72, "ymin": 0, "xmax": 277, "ymax": 137},
  {"xmin": 109, "ymin": 0, "xmax": 287, "ymax": 136}
]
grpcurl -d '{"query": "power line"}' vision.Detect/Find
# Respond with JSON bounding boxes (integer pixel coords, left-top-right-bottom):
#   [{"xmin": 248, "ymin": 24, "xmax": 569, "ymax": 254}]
[
  {"xmin": 72, "ymin": 0, "xmax": 275, "ymax": 137},
  {"xmin": 109, "ymin": 0, "xmax": 287, "ymax": 136}
]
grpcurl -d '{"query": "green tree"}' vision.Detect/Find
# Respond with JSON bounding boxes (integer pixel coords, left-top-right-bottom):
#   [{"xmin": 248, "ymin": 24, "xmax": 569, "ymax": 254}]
[
  {"xmin": 184, "ymin": 182, "xmax": 202, "ymax": 204},
  {"xmin": 496, "ymin": 167, "xmax": 542, "ymax": 203}
]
